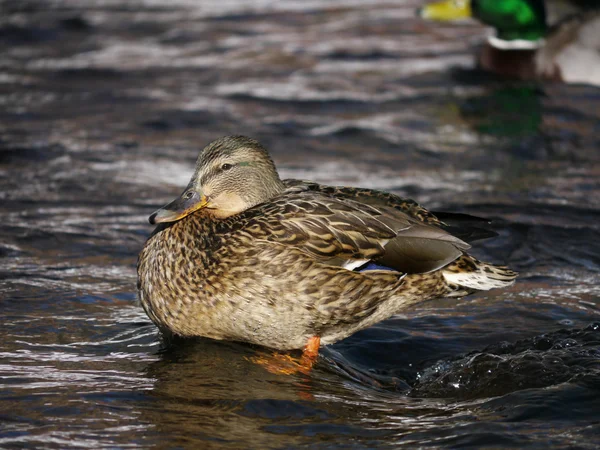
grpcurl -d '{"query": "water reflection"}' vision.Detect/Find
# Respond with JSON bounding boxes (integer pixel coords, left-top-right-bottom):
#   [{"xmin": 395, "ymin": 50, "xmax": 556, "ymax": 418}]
[
  {"xmin": 460, "ymin": 85, "xmax": 543, "ymax": 137},
  {"xmin": 143, "ymin": 340, "xmax": 320, "ymax": 447}
]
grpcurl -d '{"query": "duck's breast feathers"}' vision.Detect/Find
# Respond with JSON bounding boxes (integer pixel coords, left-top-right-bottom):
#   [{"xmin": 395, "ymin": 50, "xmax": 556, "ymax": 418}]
[{"xmin": 229, "ymin": 183, "xmax": 470, "ymax": 274}]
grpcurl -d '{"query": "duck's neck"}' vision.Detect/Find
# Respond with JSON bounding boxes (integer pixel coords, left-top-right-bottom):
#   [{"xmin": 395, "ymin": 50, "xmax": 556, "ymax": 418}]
[{"xmin": 474, "ymin": 0, "xmax": 547, "ymax": 43}]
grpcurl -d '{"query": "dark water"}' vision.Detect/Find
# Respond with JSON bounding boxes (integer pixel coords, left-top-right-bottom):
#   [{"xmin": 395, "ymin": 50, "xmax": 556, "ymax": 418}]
[{"xmin": 1, "ymin": 0, "xmax": 600, "ymax": 448}]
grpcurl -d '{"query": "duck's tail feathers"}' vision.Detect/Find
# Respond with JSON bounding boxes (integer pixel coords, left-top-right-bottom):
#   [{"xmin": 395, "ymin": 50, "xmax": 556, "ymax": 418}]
[{"xmin": 442, "ymin": 255, "xmax": 517, "ymax": 297}]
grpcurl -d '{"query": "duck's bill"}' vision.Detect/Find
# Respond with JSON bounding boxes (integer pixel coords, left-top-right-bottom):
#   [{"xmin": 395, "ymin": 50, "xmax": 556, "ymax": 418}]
[
  {"xmin": 418, "ymin": 0, "xmax": 472, "ymax": 21},
  {"xmin": 149, "ymin": 190, "xmax": 209, "ymax": 224}
]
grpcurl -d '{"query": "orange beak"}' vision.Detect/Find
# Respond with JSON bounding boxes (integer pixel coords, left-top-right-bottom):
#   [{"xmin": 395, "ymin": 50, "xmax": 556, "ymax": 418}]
[{"xmin": 149, "ymin": 189, "xmax": 209, "ymax": 224}]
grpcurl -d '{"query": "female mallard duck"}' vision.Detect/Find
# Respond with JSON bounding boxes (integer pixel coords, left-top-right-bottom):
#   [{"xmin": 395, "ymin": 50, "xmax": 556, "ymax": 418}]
[
  {"xmin": 138, "ymin": 136, "xmax": 516, "ymax": 361},
  {"xmin": 419, "ymin": 0, "xmax": 600, "ymax": 86}
]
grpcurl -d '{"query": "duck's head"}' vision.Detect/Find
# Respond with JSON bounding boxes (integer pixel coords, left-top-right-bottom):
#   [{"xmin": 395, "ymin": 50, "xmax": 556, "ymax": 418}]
[
  {"xmin": 419, "ymin": 0, "xmax": 547, "ymax": 46},
  {"xmin": 149, "ymin": 136, "xmax": 285, "ymax": 224}
]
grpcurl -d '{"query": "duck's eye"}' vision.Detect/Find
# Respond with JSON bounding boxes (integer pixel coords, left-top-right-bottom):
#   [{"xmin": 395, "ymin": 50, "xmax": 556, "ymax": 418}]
[{"xmin": 221, "ymin": 163, "xmax": 233, "ymax": 171}]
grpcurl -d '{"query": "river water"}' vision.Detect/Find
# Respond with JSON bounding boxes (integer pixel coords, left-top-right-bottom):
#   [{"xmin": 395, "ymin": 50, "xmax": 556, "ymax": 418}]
[{"xmin": 1, "ymin": 0, "xmax": 600, "ymax": 448}]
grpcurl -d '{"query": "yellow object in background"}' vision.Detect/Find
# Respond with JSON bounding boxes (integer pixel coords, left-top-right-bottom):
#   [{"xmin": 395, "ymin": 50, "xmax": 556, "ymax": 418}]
[{"xmin": 418, "ymin": 0, "xmax": 473, "ymax": 21}]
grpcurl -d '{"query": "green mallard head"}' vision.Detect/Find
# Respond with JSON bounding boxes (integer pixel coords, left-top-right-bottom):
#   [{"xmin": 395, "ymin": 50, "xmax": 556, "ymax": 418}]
[
  {"xmin": 149, "ymin": 136, "xmax": 285, "ymax": 224},
  {"xmin": 420, "ymin": 0, "xmax": 547, "ymax": 44}
]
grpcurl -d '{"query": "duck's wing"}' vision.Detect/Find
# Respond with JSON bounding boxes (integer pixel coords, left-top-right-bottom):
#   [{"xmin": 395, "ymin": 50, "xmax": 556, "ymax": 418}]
[
  {"xmin": 428, "ymin": 211, "xmax": 498, "ymax": 243},
  {"xmin": 232, "ymin": 189, "xmax": 470, "ymax": 274},
  {"xmin": 283, "ymin": 179, "xmax": 441, "ymax": 225},
  {"xmin": 283, "ymin": 179, "xmax": 497, "ymax": 244},
  {"xmin": 536, "ymin": 9, "xmax": 600, "ymax": 85}
]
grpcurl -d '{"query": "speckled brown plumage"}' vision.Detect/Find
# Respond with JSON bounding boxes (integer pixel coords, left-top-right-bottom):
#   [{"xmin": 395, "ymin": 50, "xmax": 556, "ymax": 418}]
[{"xmin": 137, "ymin": 136, "xmax": 517, "ymax": 351}]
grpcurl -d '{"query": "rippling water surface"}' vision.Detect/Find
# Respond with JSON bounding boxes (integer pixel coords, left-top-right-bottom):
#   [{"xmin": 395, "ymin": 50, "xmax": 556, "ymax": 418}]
[{"xmin": 1, "ymin": 0, "xmax": 600, "ymax": 448}]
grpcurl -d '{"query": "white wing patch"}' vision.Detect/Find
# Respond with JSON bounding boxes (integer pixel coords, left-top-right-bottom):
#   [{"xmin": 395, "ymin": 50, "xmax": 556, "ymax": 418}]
[{"xmin": 342, "ymin": 259, "xmax": 370, "ymax": 271}]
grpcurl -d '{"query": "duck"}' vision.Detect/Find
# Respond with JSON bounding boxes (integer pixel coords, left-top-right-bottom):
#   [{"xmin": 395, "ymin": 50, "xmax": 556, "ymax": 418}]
[
  {"xmin": 137, "ymin": 136, "xmax": 517, "ymax": 365},
  {"xmin": 419, "ymin": 0, "xmax": 600, "ymax": 86}
]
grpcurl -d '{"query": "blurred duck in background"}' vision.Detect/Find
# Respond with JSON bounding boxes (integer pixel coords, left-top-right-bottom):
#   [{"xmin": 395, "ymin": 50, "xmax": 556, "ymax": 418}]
[{"xmin": 419, "ymin": 0, "xmax": 600, "ymax": 86}]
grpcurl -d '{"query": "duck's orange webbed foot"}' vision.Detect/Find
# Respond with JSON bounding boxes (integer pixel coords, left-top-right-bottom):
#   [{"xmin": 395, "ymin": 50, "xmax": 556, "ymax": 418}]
[
  {"xmin": 250, "ymin": 336, "xmax": 321, "ymax": 376},
  {"xmin": 301, "ymin": 336, "xmax": 320, "ymax": 366}
]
